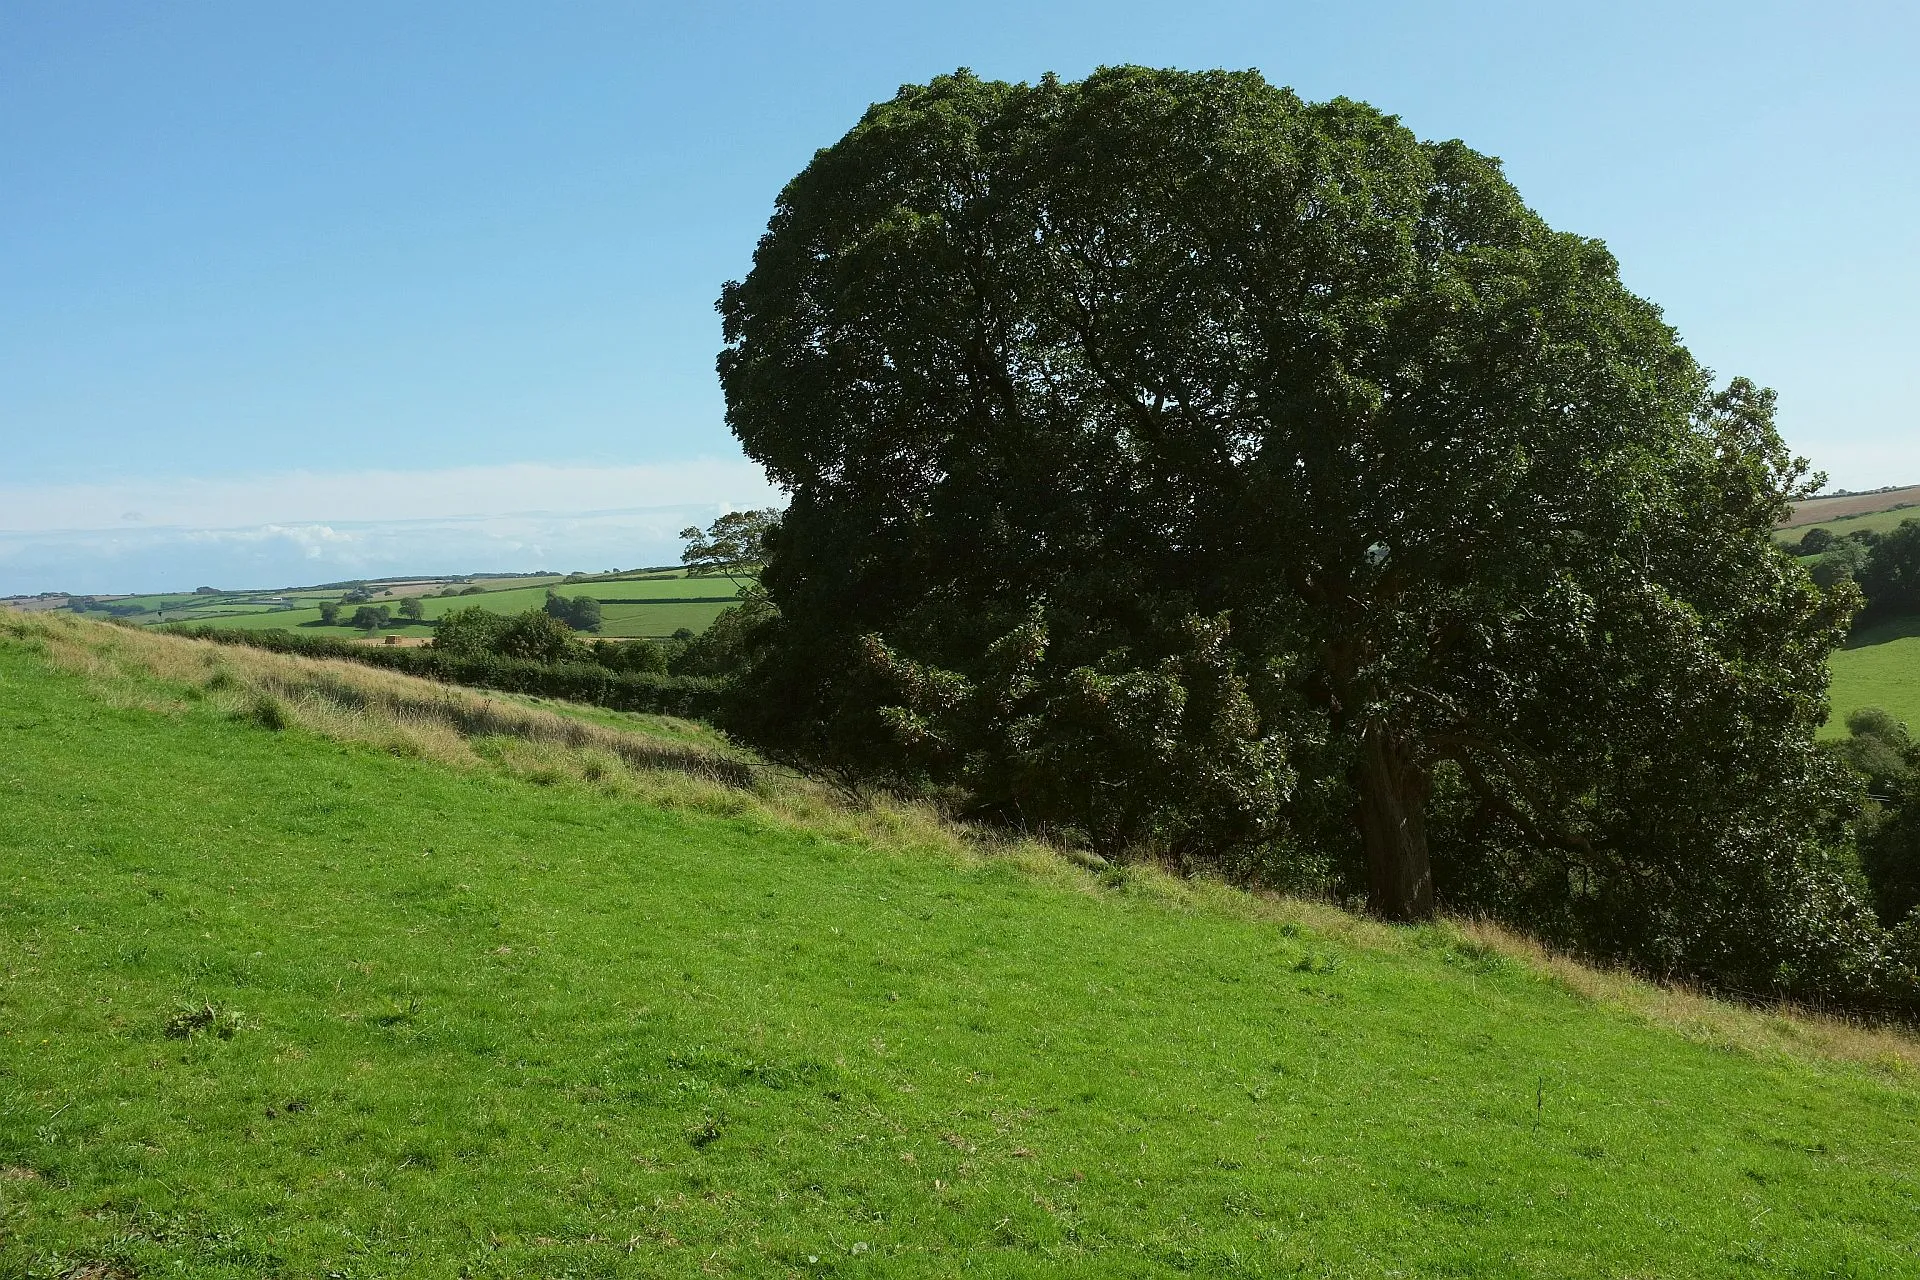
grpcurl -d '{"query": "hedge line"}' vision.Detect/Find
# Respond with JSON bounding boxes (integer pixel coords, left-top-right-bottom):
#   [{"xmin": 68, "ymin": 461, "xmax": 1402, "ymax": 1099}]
[{"xmin": 157, "ymin": 625, "xmax": 724, "ymax": 718}]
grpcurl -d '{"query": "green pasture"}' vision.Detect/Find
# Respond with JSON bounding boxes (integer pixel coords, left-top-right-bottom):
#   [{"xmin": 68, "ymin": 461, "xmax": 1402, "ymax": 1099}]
[
  {"xmin": 1778, "ymin": 505, "xmax": 1920, "ymax": 545},
  {"xmin": 1826, "ymin": 615, "xmax": 1920, "ymax": 739},
  {"xmin": 111, "ymin": 572, "xmax": 745, "ymax": 641},
  {"xmin": 2, "ymin": 631, "xmax": 1919, "ymax": 1277}
]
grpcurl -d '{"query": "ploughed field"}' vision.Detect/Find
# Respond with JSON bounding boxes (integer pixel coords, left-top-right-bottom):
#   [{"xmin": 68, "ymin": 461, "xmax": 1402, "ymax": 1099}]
[{"xmin": 1, "ymin": 617, "xmax": 1917, "ymax": 1278}]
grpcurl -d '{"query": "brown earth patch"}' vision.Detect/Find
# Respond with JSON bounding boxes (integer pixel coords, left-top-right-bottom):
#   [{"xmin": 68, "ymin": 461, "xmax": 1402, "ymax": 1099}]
[{"xmin": 1781, "ymin": 484, "xmax": 1920, "ymax": 528}]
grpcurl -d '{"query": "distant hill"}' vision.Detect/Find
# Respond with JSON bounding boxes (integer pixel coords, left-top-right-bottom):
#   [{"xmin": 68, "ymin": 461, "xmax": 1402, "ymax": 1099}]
[{"xmin": 1781, "ymin": 484, "xmax": 1920, "ymax": 530}]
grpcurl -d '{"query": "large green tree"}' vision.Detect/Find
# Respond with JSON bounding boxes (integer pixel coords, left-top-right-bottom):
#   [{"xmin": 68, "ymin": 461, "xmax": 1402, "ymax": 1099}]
[{"xmin": 716, "ymin": 68, "xmax": 1875, "ymax": 992}]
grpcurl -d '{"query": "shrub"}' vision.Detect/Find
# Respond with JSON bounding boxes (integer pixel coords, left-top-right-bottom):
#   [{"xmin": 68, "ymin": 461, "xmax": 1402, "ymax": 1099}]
[
  {"xmin": 162, "ymin": 625, "xmax": 725, "ymax": 718},
  {"xmin": 1797, "ymin": 526, "xmax": 1836, "ymax": 556}
]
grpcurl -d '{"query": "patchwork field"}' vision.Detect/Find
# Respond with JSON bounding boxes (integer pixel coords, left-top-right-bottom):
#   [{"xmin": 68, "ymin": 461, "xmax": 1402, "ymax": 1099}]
[
  {"xmin": 59, "ymin": 571, "xmax": 747, "ymax": 641},
  {"xmin": 1781, "ymin": 485, "xmax": 1920, "ymax": 530},
  {"xmin": 1, "ymin": 615, "xmax": 1918, "ymax": 1277}
]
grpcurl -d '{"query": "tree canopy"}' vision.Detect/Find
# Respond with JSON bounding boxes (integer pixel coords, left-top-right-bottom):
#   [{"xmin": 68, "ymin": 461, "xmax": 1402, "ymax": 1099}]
[
  {"xmin": 680, "ymin": 509, "xmax": 780, "ymax": 584},
  {"xmin": 714, "ymin": 67, "xmax": 1890, "ymax": 1003}
]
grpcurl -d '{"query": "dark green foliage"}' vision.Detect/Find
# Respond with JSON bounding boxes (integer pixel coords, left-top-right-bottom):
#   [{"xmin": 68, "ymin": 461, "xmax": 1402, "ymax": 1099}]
[
  {"xmin": 163, "ymin": 625, "xmax": 722, "ymax": 718},
  {"xmin": 495, "ymin": 609, "xmax": 586, "ymax": 662},
  {"xmin": 397, "ymin": 596, "xmax": 425, "ymax": 621},
  {"xmin": 592, "ymin": 637, "xmax": 669, "ymax": 674},
  {"xmin": 1797, "ymin": 526, "xmax": 1836, "ymax": 556},
  {"xmin": 1834, "ymin": 707, "xmax": 1914, "ymax": 798},
  {"xmin": 1810, "ymin": 539, "xmax": 1870, "ymax": 591},
  {"xmin": 1864, "ymin": 775, "xmax": 1920, "ymax": 933},
  {"xmin": 349, "ymin": 604, "xmax": 391, "ymax": 631},
  {"xmin": 431, "ymin": 605, "xmax": 509, "ymax": 656},
  {"xmin": 317, "ymin": 601, "xmax": 341, "ymax": 626},
  {"xmin": 715, "ymin": 66, "xmax": 1888, "ymax": 1006},
  {"xmin": 1860, "ymin": 519, "xmax": 1920, "ymax": 620},
  {"xmin": 669, "ymin": 594, "xmax": 777, "ymax": 679},
  {"xmin": 680, "ymin": 509, "xmax": 780, "ymax": 582},
  {"xmin": 544, "ymin": 590, "xmax": 604, "ymax": 633}
]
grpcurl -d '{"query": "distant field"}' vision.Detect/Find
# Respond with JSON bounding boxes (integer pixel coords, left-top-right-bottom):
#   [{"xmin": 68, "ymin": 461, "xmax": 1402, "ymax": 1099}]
[
  {"xmin": 1780, "ymin": 505, "xmax": 1920, "ymax": 546},
  {"xmin": 108, "ymin": 572, "xmax": 747, "ymax": 640},
  {"xmin": 1782, "ymin": 484, "xmax": 1920, "ymax": 529},
  {"xmin": 1826, "ymin": 615, "xmax": 1920, "ymax": 738}
]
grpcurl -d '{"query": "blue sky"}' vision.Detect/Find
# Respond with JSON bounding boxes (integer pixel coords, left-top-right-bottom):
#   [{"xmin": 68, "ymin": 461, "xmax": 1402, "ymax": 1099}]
[{"xmin": 3, "ymin": 1, "xmax": 1916, "ymax": 593}]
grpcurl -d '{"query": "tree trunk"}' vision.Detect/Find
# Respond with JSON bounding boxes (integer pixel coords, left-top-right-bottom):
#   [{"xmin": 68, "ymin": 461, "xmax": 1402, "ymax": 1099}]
[{"xmin": 1352, "ymin": 724, "xmax": 1434, "ymax": 922}]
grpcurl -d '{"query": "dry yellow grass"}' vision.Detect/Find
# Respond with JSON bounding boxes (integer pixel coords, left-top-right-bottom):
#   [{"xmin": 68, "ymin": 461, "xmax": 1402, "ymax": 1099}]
[{"xmin": 7, "ymin": 608, "xmax": 1916, "ymax": 1079}]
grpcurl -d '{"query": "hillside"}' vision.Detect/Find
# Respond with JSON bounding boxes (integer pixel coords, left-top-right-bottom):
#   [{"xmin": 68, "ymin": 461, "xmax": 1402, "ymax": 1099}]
[
  {"xmin": 1779, "ymin": 484, "xmax": 1920, "ymax": 537},
  {"xmin": 2, "ymin": 614, "xmax": 1918, "ymax": 1277},
  {"xmin": 1827, "ymin": 615, "xmax": 1920, "ymax": 739},
  {"xmin": 25, "ymin": 568, "xmax": 746, "ymax": 642}
]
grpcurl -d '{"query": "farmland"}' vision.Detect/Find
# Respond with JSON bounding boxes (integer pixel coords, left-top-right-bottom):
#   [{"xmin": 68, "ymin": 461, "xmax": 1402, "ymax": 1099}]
[
  {"xmin": 1780, "ymin": 484, "xmax": 1920, "ymax": 531},
  {"xmin": 43, "ymin": 570, "xmax": 746, "ymax": 641},
  {"xmin": 1826, "ymin": 615, "xmax": 1920, "ymax": 739},
  {"xmin": 3, "ymin": 613, "xmax": 1920, "ymax": 1277}
]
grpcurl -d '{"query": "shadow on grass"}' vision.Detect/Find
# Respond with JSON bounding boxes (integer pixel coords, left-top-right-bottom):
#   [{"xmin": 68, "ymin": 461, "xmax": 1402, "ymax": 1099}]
[{"xmin": 1844, "ymin": 613, "xmax": 1920, "ymax": 650}]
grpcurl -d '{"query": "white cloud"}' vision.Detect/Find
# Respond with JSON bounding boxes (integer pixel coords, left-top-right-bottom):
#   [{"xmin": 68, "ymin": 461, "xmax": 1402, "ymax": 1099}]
[
  {"xmin": 0, "ymin": 458, "xmax": 780, "ymax": 534},
  {"xmin": 0, "ymin": 459, "xmax": 783, "ymax": 595}
]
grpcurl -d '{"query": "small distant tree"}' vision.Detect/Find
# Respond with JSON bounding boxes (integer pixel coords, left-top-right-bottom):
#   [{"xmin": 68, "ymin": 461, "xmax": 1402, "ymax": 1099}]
[
  {"xmin": 1834, "ymin": 707, "xmax": 1914, "ymax": 798},
  {"xmin": 318, "ymin": 601, "xmax": 341, "ymax": 626},
  {"xmin": 544, "ymin": 591, "xmax": 602, "ymax": 633},
  {"xmin": 194, "ymin": 586, "xmax": 219, "ymax": 595},
  {"xmin": 342, "ymin": 586, "xmax": 374, "ymax": 604},
  {"xmin": 1810, "ymin": 539, "xmax": 1871, "ymax": 591},
  {"xmin": 397, "ymin": 596, "xmax": 425, "ymax": 622},
  {"xmin": 1796, "ymin": 527, "xmax": 1836, "ymax": 556},
  {"xmin": 460, "ymin": 585, "xmax": 487, "ymax": 596},
  {"xmin": 680, "ymin": 509, "xmax": 780, "ymax": 587},
  {"xmin": 350, "ymin": 605, "xmax": 390, "ymax": 631}
]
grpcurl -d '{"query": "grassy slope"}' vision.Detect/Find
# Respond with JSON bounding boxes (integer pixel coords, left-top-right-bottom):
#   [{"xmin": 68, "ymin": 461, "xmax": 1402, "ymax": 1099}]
[
  {"xmin": 1826, "ymin": 616, "xmax": 1920, "ymax": 738},
  {"xmin": 2, "ymin": 634, "xmax": 1918, "ymax": 1276},
  {"xmin": 1778, "ymin": 506, "xmax": 1920, "ymax": 544}
]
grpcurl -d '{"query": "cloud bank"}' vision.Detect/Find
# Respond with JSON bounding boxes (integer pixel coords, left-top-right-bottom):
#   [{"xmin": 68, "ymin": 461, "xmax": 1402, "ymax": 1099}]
[{"xmin": 0, "ymin": 460, "xmax": 782, "ymax": 595}]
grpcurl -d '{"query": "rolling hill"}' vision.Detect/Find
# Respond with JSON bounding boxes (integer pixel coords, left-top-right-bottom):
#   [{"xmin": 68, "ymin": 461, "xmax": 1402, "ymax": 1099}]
[{"xmin": 1, "ymin": 612, "xmax": 1916, "ymax": 1277}]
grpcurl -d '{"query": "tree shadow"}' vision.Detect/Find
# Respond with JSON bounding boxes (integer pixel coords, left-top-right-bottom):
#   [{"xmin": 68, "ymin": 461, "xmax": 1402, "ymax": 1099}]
[{"xmin": 1844, "ymin": 614, "xmax": 1920, "ymax": 650}]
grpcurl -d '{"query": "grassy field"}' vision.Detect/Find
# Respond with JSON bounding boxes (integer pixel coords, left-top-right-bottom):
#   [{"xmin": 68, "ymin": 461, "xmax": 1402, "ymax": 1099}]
[
  {"xmin": 1782, "ymin": 485, "xmax": 1920, "ymax": 529},
  {"xmin": 2, "ymin": 615, "xmax": 1919, "ymax": 1277},
  {"xmin": 1779, "ymin": 506, "xmax": 1920, "ymax": 545},
  {"xmin": 102, "ymin": 572, "xmax": 748, "ymax": 641},
  {"xmin": 1826, "ymin": 615, "xmax": 1920, "ymax": 739}
]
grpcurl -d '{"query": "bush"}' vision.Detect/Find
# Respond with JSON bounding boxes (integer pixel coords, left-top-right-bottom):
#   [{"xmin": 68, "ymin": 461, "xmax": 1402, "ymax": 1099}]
[
  {"xmin": 1810, "ymin": 540, "xmax": 1870, "ymax": 591},
  {"xmin": 161, "ymin": 625, "xmax": 724, "ymax": 718},
  {"xmin": 1797, "ymin": 527, "xmax": 1836, "ymax": 556},
  {"xmin": 592, "ymin": 638, "xmax": 668, "ymax": 674}
]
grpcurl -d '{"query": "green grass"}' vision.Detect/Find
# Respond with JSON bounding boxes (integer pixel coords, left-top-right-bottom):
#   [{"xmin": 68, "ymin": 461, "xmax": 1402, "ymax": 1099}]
[
  {"xmin": 1826, "ymin": 615, "xmax": 1920, "ymax": 738},
  {"xmin": 1779, "ymin": 506, "xmax": 1920, "ymax": 545},
  {"xmin": 3, "ymin": 628, "xmax": 1919, "ymax": 1275},
  {"xmin": 125, "ymin": 574, "xmax": 745, "ymax": 640}
]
